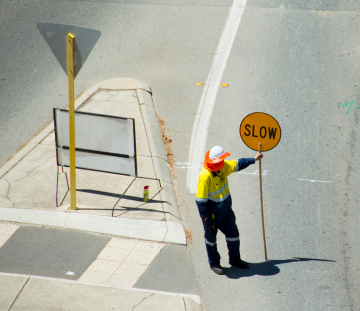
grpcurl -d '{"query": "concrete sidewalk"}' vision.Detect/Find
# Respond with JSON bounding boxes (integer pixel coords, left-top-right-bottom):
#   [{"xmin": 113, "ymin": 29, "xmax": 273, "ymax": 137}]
[
  {"xmin": 0, "ymin": 78, "xmax": 201, "ymax": 310},
  {"xmin": 0, "ymin": 78, "xmax": 185, "ymax": 245},
  {"xmin": 0, "ymin": 272, "xmax": 201, "ymax": 311}
]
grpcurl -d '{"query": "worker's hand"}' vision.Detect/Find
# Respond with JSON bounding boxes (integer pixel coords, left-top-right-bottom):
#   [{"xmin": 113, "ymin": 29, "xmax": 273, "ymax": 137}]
[{"xmin": 255, "ymin": 152, "xmax": 263, "ymax": 161}]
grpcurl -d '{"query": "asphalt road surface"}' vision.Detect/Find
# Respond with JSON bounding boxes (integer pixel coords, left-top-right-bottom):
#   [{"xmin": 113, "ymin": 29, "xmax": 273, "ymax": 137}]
[
  {"xmin": 1, "ymin": 1, "xmax": 360, "ymax": 310},
  {"xmin": 0, "ymin": 226, "xmax": 111, "ymax": 280}
]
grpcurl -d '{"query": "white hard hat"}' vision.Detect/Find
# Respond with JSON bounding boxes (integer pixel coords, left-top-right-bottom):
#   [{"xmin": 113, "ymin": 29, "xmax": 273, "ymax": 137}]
[{"xmin": 209, "ymin": 146, "xmax": 226, "ymax": 159}]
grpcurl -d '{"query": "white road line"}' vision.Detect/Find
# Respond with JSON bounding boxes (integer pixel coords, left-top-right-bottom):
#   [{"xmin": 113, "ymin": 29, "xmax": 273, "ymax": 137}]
[
  {"xmin": 239, "ymin": 171, "xmax": 269, "ymax": 176},
  {"xmin": 187, "ymin": 0, "xmax": 247, "ymax": 193},
  {"xmin": 298, "ymin": 179, "xmax": 332, "ymax": 183}
]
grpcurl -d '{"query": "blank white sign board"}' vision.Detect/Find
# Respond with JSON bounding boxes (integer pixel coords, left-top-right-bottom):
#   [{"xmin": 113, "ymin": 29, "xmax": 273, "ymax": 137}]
[{"xmin": 54, "ymin": 109, "xmax": 137, "ymax": 176}]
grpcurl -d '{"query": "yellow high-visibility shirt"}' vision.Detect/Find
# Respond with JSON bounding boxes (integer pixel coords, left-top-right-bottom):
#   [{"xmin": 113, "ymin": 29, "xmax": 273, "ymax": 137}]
[{"xmin": 195, "ymin": 158, "xmax": 255, "ymax": 218}]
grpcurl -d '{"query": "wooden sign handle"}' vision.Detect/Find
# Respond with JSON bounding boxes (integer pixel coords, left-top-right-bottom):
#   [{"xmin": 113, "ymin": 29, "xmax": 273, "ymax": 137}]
[{"xmin": 259, "ymin": 143, "xmax": 268, "ymax": 261}]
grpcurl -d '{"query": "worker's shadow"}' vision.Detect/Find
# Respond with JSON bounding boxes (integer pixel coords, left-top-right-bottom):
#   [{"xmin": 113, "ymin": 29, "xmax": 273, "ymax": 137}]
[{"xmin": 223, "ymin": 257, "xmax": 336, "ymax": 279}]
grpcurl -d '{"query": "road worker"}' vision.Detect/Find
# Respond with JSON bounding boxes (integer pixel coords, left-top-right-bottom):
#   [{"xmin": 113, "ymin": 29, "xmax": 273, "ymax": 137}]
[{"xmin": 195, "ymin": 146, "xmax": 263, "ymax": 275}]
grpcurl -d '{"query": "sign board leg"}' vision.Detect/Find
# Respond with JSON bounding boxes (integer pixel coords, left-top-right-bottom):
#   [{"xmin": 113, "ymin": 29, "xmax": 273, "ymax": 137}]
[
  {"xmin": 259, "ymin": 143, "xmax": 268, "ymax": 260},
  {"xmin": 67, "ymin": 33, "xmax": 76, "ymax": 210}
]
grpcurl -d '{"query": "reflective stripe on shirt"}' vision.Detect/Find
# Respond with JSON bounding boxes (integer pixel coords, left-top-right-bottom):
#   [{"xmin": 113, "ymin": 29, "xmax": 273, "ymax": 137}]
[
  {"xmin": 208, "ymin": 181, "xmax": 229, "ymax": 196},
  {"xmin": 208, "ymin": 191, "xmax": 230, "ymax": 203}
]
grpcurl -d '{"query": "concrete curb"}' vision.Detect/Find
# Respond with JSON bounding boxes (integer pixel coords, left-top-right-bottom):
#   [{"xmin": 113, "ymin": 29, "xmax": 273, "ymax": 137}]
[
  {"xmin": 136, "ymin": 87, "xmax": 183, "ymax": 228},
  {"xmin": 0, "ymin": 207, "xmax": 168, "ymax": 242},
  {"xmin": 0, "ymin": 78, "xmax": 186, "ymax": 245},
  {"xmin": 100, "ymin": 78, "xmax": 185, "ymax": 244},
  {"xmin": 0, "ymin": 272, "xmax": 202, "ymax": 310}
]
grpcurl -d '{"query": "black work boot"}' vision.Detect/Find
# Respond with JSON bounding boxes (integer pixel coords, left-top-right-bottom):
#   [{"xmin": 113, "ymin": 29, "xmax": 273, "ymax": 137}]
[
  {"xmin": 210, "ymin": 264, "xmax": 225, "ymax": 275},
  {"xmin": 229, "ymin": 259, "xmax": 250, "ymax": 269}
]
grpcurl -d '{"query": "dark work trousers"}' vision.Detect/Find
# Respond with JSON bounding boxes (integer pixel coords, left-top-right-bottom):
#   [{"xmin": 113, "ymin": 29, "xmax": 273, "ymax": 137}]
[{"xmin": 202, "ymin": 209, "xmax": 241, "ymax": 266}]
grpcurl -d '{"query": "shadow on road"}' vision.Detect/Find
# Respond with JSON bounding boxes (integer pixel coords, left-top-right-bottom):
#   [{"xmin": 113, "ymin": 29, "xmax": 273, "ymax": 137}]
[
  {"xmin": 224, "ymin": 257, "xmax": 336, "ymax": 280},
  {"xmin": 77, "ymin": 189, "xmax": 167, "ymax": 204}
]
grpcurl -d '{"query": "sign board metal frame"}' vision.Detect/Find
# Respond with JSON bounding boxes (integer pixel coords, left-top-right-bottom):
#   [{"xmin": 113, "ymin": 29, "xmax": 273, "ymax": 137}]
[
  {"xmin": 54, "ymin": 109, "xmax": 163, "ymax": 215},
  {"xmin": 54, "ymin": 108, "xmax": 137, "ymax": 176}
]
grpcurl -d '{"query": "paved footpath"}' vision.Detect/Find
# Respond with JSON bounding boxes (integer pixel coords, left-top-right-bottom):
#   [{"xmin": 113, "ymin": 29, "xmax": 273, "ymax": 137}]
[{"xmin": 0, "ymin": 78, "xmax": 201, "ymax": 310}]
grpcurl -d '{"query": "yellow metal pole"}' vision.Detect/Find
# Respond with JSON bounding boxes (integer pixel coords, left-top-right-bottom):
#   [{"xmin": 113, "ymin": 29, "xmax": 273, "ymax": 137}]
[
  {"xmin": 67, "ymin": 33, "xmax": 76, "ymax": 210},
  {"xmin": 259, "ymin": 143, "xmax": 267, "ymax": 260}
]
